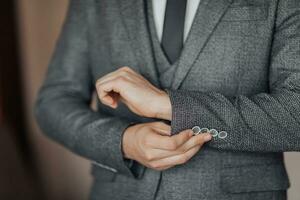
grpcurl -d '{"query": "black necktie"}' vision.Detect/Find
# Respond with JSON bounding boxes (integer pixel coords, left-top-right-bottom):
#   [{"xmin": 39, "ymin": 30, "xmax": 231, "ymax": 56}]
[{"xmin": 161, "ymin": 0, "xmax": 187, "ymax": 64}]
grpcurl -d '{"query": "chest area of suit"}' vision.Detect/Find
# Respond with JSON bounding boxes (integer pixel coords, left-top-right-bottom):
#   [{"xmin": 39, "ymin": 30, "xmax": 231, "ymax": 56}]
[{"xmin": 89, "ymin": 0, "xmax": 276, "ymax": 95}]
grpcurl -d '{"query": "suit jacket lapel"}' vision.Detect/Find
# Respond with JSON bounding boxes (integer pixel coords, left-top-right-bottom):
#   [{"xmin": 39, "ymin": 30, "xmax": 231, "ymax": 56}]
[
  {"xmin": 119, "ymin": 0, "xmax": 160, "ymax": 87},
  {"xmin": 171, "ymin": 0, "xmax": 233, "ymax": 90}
]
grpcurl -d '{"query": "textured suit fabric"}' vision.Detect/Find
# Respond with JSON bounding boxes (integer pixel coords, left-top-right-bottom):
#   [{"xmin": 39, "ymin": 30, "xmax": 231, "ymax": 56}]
[
  {"xmin": 34, "ymin": 0, "xmax": 300, "ymax": 199},
  {"xmin": 167, "ymin": 0, "xmax": 300, "ymax": 152},
  {"xmin": 147, "ymin": 0, "xmax": 177, "ymax": 89}
]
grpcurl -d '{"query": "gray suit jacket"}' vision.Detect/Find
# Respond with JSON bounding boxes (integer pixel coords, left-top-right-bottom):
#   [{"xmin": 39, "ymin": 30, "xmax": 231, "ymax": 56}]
[{"xmin": 35, "ymin": 0, "xmax": 300, "ymax": 199}]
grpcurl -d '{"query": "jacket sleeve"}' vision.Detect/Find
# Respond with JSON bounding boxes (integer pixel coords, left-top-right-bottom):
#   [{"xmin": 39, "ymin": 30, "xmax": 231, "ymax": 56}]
[
  {"xmin": 167, "ymin": 0, "xmax": 300, "ymax": 152},
  {"xmin": 34, "ymin": 0, "xmax": 142, "ymax": 178}
]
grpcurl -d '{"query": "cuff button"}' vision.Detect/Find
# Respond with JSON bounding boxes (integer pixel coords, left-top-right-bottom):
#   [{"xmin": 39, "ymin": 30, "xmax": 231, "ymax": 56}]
[
  {"xmin": 192, "ymin": 126, "xmax": 201, "ymax": 135},
  {"xmin": 209, "ymin": 129, "xmax": 218, "ymax": 137},
  {"xmin": 200, "ymin": 128, "xmax": 209, "ymax": 134},
  {"xmin": 218, "ymin": 131, "xmax": 228, "ymax": 139}
]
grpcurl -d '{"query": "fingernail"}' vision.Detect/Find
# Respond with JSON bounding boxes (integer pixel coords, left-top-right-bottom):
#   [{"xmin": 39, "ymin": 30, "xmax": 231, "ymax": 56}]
[
  {"xmin": 204, "ymin": 134, "xmax": 212, "ymax": 141},
  {"xmin": 188, "ymin": 130, "xmax": 194, "ymax": 137}
]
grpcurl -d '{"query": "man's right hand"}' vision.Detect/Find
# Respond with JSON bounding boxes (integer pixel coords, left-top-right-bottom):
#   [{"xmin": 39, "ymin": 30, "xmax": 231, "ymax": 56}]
[{"xmin": 122, "ymin": 122, "xmax": 212, "ymax": 171}]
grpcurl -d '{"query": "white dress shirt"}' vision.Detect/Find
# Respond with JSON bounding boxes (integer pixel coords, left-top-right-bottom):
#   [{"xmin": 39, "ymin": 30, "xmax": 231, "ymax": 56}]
[{"xmin": 152, "ymin": 0, "xmax": 201, "ymax": 43}]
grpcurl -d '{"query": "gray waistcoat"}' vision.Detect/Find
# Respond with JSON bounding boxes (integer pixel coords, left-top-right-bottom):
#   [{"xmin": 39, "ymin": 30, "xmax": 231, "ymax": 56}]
[{"xmin": 146, "ymin": 0, "xmax": 179, "ymax": 89}]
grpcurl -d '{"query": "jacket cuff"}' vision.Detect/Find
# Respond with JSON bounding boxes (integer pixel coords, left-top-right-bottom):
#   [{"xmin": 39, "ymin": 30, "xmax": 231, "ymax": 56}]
[
  {"xmin": 165, "ymin": 89, "xmax": 192, "ymax": 135},
  {"xmin": 86, "ymin": 119, "xmax": 146, "ymax": 179},
  {"xmin": 165, "ymin": 89, "xmax": 239, "ymax": 148}
]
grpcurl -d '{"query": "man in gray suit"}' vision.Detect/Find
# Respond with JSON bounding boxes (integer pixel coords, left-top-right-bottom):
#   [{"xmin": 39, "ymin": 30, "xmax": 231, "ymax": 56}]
[{"xmin": 35, "ymin": 0, "xmax": 300, "ymax": 199}]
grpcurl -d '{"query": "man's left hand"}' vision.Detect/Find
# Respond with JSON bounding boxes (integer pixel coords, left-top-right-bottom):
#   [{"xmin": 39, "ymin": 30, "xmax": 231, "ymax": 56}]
[{"xmin": 95, "ymin": 66, "xmax": 172, "ymax": 120}]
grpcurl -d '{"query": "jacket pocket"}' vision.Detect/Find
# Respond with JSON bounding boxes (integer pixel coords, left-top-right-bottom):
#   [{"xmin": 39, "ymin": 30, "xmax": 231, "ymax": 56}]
[
  {"xmin": 91, "ymin": 163, "xmax": 117, "ymax": 182},
  {"xmin": 220, "ymin": 163, "xmax": 290, "ymax": 193},
  {"xmin": 222, "ymin": 5, "xmax": 268, "ymax": 21}
]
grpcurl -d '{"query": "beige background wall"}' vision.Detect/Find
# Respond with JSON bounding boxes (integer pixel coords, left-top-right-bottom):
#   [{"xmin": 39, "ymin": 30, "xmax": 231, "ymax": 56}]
[
  {"xmin": 17, "ymin": 1, "xmax": 92, "ymax": 200},
  {"xmin": 17, "ymin": 0, "xmax": 300, "ymax": 199}
]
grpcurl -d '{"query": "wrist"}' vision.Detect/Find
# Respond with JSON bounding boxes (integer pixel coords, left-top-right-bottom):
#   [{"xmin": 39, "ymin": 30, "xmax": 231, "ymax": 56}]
[
  {"xmin": 122, "ymin": 125, "xmax": 136, "ymax": 160},
  {"xmin": 155, "ymin": 90, "xmax": 172, "ymax": 121}
]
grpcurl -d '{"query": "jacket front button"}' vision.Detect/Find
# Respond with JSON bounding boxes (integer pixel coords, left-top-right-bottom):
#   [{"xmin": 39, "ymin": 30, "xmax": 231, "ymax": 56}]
[
  {"xmin": 218, "ymin": 131, "xmax": 228, "ymax": 139},
  {"xmin": 192, "ymin": 126, "xmax": 201, "ymax": 135}
]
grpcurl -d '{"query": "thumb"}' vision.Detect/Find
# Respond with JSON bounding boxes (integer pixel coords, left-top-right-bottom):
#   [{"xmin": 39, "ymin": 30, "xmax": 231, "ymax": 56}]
[{"xmin": 150, "ymin": 121, "xmax": 171, "ymax": 136}]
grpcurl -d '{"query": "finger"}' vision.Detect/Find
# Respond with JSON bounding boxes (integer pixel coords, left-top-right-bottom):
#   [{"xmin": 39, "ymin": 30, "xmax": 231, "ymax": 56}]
[
  {"xmin": 96, "ymin": 77, "xmax": 130, "ymax": 106},
  {"xmin": 156, "ymin": 130, "xmax": 172, "ymax": 136},
  {"xmin": 149, "ymin": 145, "xmax": 201, "ymax": 169},
  {"xmin": 114, "ymin": 66, "xmax": 145, "ymax": 82},
  {"xmin": 95, "ymin": 72, "xmax": 118, "ymax": 86},
  {"xmin": 177, "ymin": 132, "xmax": 212, "ymax": 152},
  {"xmin": 108, "ymin": 92, "xmax": 120, "ymax": 108},
  {"xmin": 143, "ymin": 146, "xmax": 186, "ymax": 161},
  {"xmin": 96, "ymin": 86, "xmax": 117, "ymax": 108},
  {"xmin": 96, "ymin": 69, "xmax": 124, "ymax": 85},
  {"xmin": 97, "ymin": 78, "xmax": 121, "ymax": 96},
  {"xmin": 165, "ymin": 129, "xmax": 195, "ymax": 149},
  {"xmin": 147, "ymin": 129, "xmax": 193, "ymax": 150},
  {"xmin": 152, "ymin": 165, "xmax": 173, "ymax": 171},
  {"xmin": 144, "ymin": 132, "xmax": 212, "ymax": 161},
  {"xmin": 101, "ymin": 95, "xmax": 115, "ymax": 106},
  {"xmin": 149, "ymin": 122, "xmax": 171, "ymax": 136},
  {"xmin": 121, "ymin": 67, "xmax": 151, "ymax": 82},
  {"xmin": 96, "ymin": 67, "xmax": 138, "ymax": 85}
]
